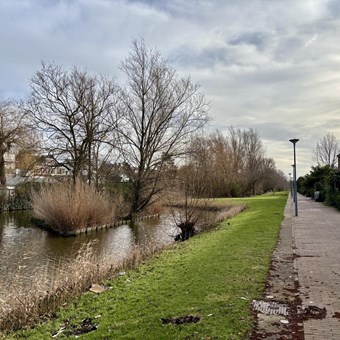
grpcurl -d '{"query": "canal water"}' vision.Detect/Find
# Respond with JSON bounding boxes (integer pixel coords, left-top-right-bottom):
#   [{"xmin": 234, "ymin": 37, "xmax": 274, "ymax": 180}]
[{"xmin": 0, "ymin": 211, "xmax": 178, "ymax": 304}]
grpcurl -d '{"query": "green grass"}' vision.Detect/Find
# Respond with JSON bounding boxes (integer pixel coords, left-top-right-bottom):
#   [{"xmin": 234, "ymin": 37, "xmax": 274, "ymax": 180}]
[{"xmin": 8, "ymin": 192, "xmax": 288, "ymax": 340}]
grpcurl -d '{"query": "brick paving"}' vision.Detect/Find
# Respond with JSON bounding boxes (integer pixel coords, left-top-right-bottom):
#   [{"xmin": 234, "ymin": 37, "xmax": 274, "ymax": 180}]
[
  {"xmin": 293, "ymin": 194, "xmax": 340, "ymax": 340},
  {"xmin": 251, "ymin": 194, "xmax": 306, "ymax": 339}
]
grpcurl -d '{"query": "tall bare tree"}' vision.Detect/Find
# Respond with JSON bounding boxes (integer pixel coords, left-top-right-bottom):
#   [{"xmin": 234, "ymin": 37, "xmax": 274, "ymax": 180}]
[
  {"xmin": 228, "ymin": 126, "xmax": 246, "ymax": 178},
  {"xmin": 27, "ymin": 62, "xmax": 119, "ymax": 185},
  {"xmin": 116, "ymin": 40, "xmax": 209, "ymax": 218},
  {"xmin": 313, "ymin": 132, "xmax": 339, "ymax": 168},
  {"xmin": 0, "ymin": 100, "xmax": 29, "ymax": 187},
  {"xmin": 242, "ymin": 128, "xmax": 265, "ymax": 195},
  {"xmin": 188, "ymin": 132, "xmax": 231, "ymax": 197}
]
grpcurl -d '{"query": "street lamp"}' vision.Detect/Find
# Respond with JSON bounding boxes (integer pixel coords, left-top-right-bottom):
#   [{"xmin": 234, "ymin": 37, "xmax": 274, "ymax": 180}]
[
  {"xmin": 289, "ymin": 139, "xmax": 299, "ymax": 216},
  {"xmin": 291, "ymin": 165, "xmax": 295, "ymax": 203}
]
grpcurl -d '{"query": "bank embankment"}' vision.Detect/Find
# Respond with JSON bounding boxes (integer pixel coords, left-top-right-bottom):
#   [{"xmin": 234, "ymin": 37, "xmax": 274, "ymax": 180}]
[{"xmin": 6, "ymin": 192, "xmax": 287, "ymax": 339}]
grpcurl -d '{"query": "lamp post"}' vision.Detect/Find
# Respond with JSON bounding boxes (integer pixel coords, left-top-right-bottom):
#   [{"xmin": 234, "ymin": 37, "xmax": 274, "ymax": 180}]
[
  {"xmin": 289, "ymin": 139, "xmax": 299, "ymax": 216},
  {"xmin": 291, "ymin": 165, "xmax": 295, "ymax": 203}
]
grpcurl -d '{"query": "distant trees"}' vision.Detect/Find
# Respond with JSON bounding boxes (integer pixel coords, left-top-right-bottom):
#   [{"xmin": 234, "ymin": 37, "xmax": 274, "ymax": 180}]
[
  {"xmin": 299, "ymin": 132, "xmax": 340, "ymax": 209},
  {"xmin": 261, "ymin": 158, "xmax": 287, "ymax": 193},
  {"xmin": 313, "ymin": 132, "xmax": 339, "ymax": 168},
  {"xmin": 185, "ymin": 128, "xmax": 287, "ymax": 197},
  {"xmin": 0, "ymin": 100, "xmax": 30, "ymax": 187},
  {"xmin": 27, "ymin": 62, "xmax": 119, "ymax": 185},
  {"xmin": 116, "ymin": 40, "xmax": 208, "ymax": 218}
]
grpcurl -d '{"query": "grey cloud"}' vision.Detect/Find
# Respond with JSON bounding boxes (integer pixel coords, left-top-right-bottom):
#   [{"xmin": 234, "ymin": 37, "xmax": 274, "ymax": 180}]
[
  {"xmin": 170, "ymin": 46, "xmax": 234, "ymax": 68},
  {"xmin": 228, "ymin": 32, "xmax": 268, "ymax": 51},
  {"xmin": 328, "ymin": 0, "xmax": 340, "ymax": 18},
  {"xmin": 274, "ymin": 36, "xmax": 305, "ymax": 62},
  {"xmin": 244, "ymin": 122, "xmax": 297, "ymax": 143}
]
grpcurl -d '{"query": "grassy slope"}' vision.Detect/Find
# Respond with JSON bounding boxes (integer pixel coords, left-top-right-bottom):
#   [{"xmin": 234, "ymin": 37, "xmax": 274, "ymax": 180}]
[{"xmin": 11, "ymin": 192, "xmax": 288, "ymax": 340}]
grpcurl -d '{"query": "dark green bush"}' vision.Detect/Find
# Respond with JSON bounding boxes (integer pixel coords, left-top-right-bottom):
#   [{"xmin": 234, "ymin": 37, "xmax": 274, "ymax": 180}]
[
  {"xmin": 298, "ymin": 165, "xmax": 340, "ymax": 208},
  {"xmin": 333, "ymin": 192, "xmax": 340, "ymax": 210}
]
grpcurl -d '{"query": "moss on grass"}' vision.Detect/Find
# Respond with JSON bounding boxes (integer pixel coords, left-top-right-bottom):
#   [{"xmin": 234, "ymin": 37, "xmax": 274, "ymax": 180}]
[{"xmin": 8, "ymin": 192, "xmax": 288, "ymax": 339}]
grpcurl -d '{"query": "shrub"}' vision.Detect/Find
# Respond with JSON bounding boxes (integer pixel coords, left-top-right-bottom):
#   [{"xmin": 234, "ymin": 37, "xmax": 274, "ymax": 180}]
[
  {"xmin": 0, "ymin": 190, "xmax": 7, "ymax": 210},
  {"xmin": 15, "ymin": 182, "xmax": 38, "ymax": 201},
  {"xmin": 100, "ymin": 182, "xmax": 132, "ymax": 219},
  {"xmin": 143, "ymin": 196, "xmax": 164, "ymax": 216},
  {"xmin": 32, "ymin": 181, "xmax": 114, "ymax": 233}
]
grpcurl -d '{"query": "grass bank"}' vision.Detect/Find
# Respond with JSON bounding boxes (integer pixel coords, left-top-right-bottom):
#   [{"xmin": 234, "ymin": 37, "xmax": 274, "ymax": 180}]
[{"xmin": 7, "ymin": 192, "xmax": 288, "ymax": 339}]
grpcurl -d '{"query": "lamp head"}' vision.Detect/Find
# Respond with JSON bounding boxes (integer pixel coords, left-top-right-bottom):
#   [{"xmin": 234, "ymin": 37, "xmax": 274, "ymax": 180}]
[{"xmin": 289, "ymin": 138, "xmax": 299, "ymax": 144}]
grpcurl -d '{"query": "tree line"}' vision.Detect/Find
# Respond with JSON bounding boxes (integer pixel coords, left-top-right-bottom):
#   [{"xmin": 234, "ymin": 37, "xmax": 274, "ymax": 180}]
[
  {"xmin": 298, "ymin": 132, "xmax": 340, "ymax": 209},
  {"xmin": 0, "ymin": 39, "xmax": 287, "ymax": 218},
  {"xmin": 174, "ymin": 128, "xmax": 287, "ymax": 200}
]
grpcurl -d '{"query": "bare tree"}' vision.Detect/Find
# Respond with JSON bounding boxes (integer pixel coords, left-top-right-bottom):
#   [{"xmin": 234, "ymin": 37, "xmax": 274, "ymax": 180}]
[
  {"xmin": 242, "ymin": 128, "xmax": 265, "ymax": 195},
  {"xmin": 116, "ymin": 40, "xmax": 209, "ymax": 218},
  {"xmin": 313, "ymin": 132, "xmax": 339, "ymax": 168},
  {"xmin": 0, "ymin": 100, "xmax": 30, "ymax": 187},
  {"xmin": 228, "ymin": 126, "xmax": 246, "ymax": 178},
  {"xmin": 15, "ymin": 148, "xmax": 42, "ymax": 176},
  {"xmin": 27, "ymin": 62, "xmax": 119, "ymax": 185},
  {"xmin": 260, "ymin": 157, "xmax": 281, "ymax": 192},
  {"xmin": 167, "ymin": 159, "xmax": 211, "ymax": 241},
  {"xmin": 187, "ymin": 132, "xmax": 232, "ymax": 197},
  {"xmin": 266, "ymin": 167, "xmax": 289, "ymax": 192},
  {"xmin": 209, "ymin": 131, "xmax": 233, "ymax": 195}
]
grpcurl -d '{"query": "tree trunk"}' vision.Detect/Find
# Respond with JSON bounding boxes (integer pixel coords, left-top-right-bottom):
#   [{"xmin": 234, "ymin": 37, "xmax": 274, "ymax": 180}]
[
  {"xmin": 87, "ymin": 142, "xmax": 92, "ymax": 185},
  {"xmin": 130, "ymin": 181, "xmax": 141, "ymax": 221},
  {"xmin": 179, "ymin": 222, "xmax": 195, "ymax": 241},
  {"xmin": 0, "ymin": 145, "xmax": 7, "ymax": 188}
]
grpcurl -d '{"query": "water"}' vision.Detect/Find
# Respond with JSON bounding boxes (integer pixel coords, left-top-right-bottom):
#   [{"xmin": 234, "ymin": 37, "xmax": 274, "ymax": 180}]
[{"xmin": 0, "ymin": 211, "xmax": 178, "ymax": 303}]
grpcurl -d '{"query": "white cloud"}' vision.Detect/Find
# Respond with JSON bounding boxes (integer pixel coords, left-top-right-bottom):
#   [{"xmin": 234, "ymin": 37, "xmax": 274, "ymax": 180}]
[{"xmin": 304, "ymin": 33, "xmax": 318, "ymax": 49}]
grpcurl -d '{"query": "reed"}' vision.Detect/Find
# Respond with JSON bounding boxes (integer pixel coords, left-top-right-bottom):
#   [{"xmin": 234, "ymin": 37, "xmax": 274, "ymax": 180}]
[
  {"xmin": 32, "ymin": 181, "xmax": 114, "ymax": 233},
  {"xmin": 0, "ymin": 240, "xmax": 170, "ymax": 333}
]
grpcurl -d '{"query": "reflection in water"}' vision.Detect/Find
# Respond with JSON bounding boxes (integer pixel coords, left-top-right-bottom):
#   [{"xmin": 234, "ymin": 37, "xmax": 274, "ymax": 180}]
[{"xmin": 0, "ymin": 211, "xmax": 178, "ymax": 303}]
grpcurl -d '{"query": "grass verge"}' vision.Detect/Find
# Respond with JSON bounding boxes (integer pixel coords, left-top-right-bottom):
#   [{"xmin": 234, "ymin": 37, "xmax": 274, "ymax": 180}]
[{"xmin": 7, "ymin": 192, "xmax": 288, "ymax": 339}]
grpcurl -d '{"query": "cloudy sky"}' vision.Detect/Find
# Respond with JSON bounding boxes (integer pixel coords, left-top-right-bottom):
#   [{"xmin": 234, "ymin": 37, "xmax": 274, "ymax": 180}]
[{"xmin": 1, "ymin": 0, "xmax": 340, "ymax": 177}]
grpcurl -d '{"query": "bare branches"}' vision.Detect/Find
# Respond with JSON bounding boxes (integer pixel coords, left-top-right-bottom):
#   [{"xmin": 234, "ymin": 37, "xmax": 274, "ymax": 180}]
[
  {"xmin": 185, "ymin": 128, "xmax": 287, "ymax": 197},
  {"xmin": 313, "ymin": 132, "xmax": 339, "ymax": 168},
  {"xmin": 0, "ymin": 100, "xmax": 31, "ymax": 186},
  {"xmin": 117, "ymin": 39, "xmax": 209, "ymax": 217},
  {"xmin": 166, "ymin": 157, "xmax": 212, "ymax": 241},
  {"xmin": 27, "ymin": 62, "xmax": 119, "ymax": 185}
]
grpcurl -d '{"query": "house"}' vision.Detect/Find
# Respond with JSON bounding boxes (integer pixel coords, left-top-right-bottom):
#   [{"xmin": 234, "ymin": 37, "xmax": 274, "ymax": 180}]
[{"xmin": 4, "ymin": 151, "xmax": 16, "ymax": 175}]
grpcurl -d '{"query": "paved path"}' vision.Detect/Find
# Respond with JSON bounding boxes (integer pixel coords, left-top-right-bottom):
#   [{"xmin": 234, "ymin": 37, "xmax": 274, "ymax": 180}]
[
  {"xmin": 251, "ymin": 194, "xmax": 340, "ymax": 339},
  {"xmin": 293, "ymin": 194, "xmax": 340, "ymax": 339},
  {"xmin": 252, "ymin": 195, "xmax": 303, "ymax": 339}
]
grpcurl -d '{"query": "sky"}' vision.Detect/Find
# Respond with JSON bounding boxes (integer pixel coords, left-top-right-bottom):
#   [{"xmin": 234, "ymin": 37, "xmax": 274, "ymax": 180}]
[{"xmin": 1, "ymin": 0, "xmax": 340, "ymax": 177}]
